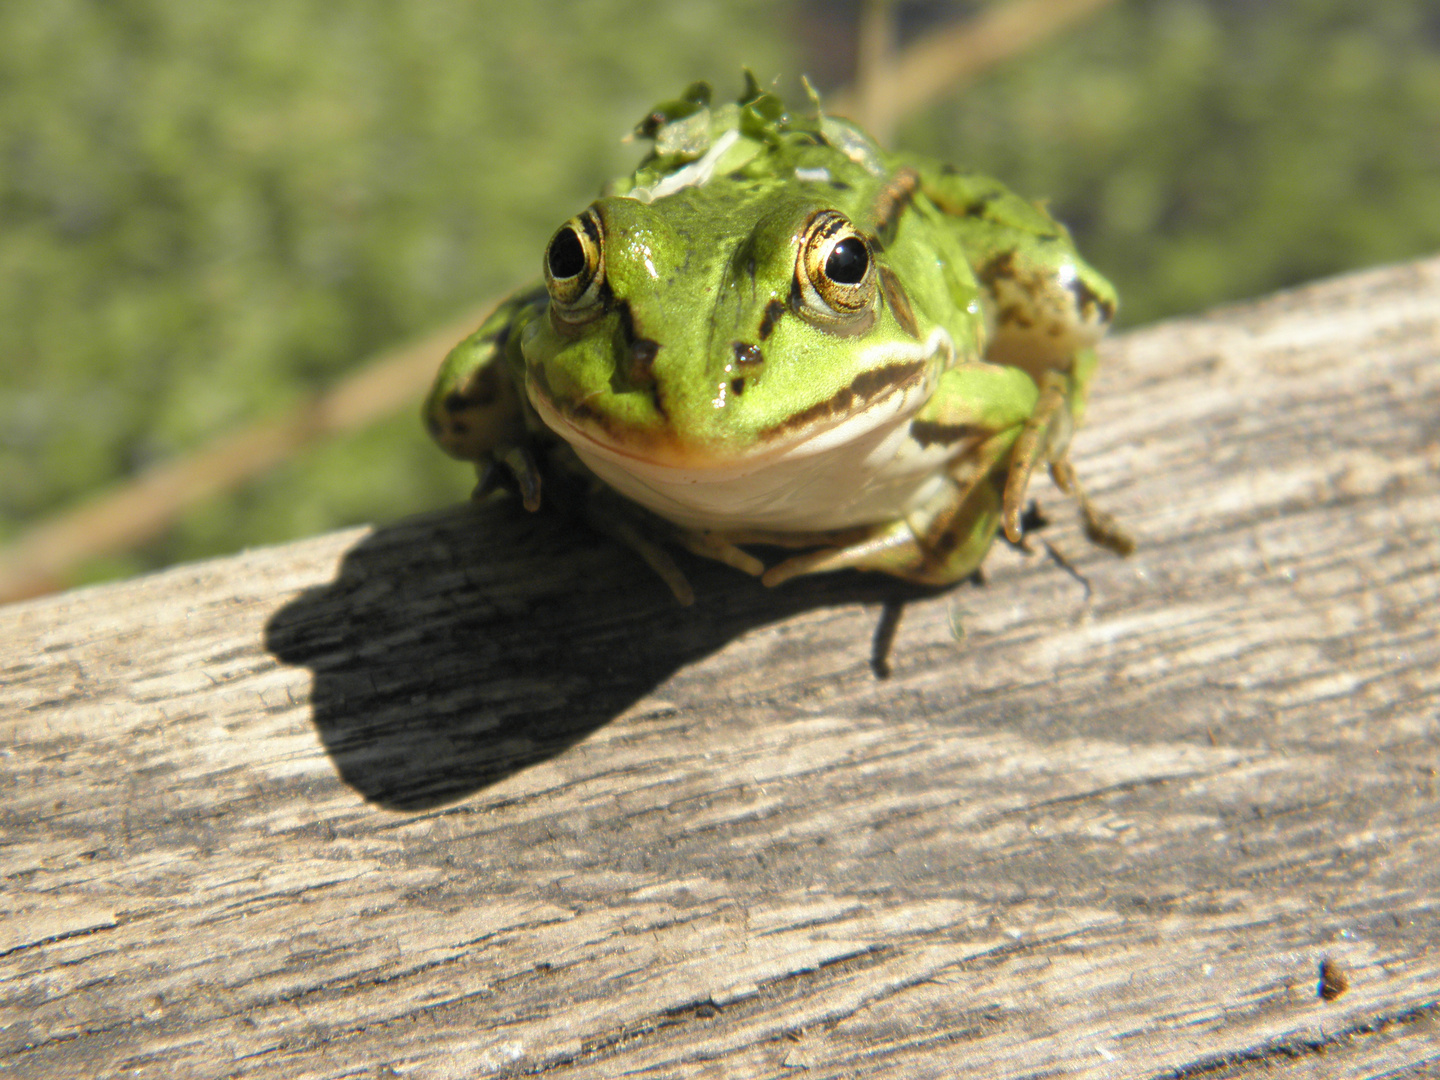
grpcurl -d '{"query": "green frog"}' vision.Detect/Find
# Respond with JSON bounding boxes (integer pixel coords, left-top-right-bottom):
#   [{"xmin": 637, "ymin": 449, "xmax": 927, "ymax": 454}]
[{"xmin": 426, "ymin": 77, "xmax": 1130, "ymax": 604}]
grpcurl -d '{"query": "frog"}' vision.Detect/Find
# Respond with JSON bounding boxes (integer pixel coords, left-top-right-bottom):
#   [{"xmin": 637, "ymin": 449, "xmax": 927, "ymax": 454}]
[{"xmin": 425, "ymin": 76, "xmax": 1130, "ymax": 605}]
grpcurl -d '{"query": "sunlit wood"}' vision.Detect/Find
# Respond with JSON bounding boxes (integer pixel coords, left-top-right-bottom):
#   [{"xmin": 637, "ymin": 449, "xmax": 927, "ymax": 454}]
[{"xmin": 5, "ymin": 258, "xmax": 1438, "ymax": 1076}]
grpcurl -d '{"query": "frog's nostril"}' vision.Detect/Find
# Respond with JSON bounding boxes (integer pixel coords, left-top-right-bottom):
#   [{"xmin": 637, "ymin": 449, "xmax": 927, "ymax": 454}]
[{"xmin": 732, "ymin": 342, "xmax": 764, "ymax": 366}]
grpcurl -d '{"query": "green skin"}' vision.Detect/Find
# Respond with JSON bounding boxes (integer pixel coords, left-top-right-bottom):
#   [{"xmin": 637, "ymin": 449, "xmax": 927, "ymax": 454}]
[{"xmin": 425, "ymin": 80, "xmax": 1128, "ymax": 604}]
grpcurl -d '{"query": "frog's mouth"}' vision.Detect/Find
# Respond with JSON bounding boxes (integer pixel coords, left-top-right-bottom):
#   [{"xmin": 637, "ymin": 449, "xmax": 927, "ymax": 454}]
[{"xmin": 529, "ymin": 327, "xmax": 953, "ymax": 479}]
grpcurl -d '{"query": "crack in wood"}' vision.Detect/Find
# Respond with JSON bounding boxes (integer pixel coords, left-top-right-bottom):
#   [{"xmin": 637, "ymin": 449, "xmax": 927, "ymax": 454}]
[{"xmin": 1160, "ymin": 1000, "xmax": 1440, "ymax": 1079}]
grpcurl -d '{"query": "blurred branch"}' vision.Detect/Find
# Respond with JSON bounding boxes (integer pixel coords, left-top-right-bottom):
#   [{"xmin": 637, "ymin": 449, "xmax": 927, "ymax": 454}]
[
  {"xmin": 0, "ymin": 306, "xmax": 492, "ymax": 605},
  {"xmin": 853, "ymin": 0, "xmax": 899, "ymax": 143},
  {"xmin": 0, "ymin": 0, "xmax": 1119, "ymax": 606},
  {"xmin": 829, "ymin": 0, "xmax": 1121, "ymax": 138}
]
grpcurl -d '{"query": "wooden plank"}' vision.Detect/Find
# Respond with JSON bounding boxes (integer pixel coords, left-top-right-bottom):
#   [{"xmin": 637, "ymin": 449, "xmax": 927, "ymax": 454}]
[{"xmin": 2, "ymin": 257, "xmax": 1438, "ymax": 1079}]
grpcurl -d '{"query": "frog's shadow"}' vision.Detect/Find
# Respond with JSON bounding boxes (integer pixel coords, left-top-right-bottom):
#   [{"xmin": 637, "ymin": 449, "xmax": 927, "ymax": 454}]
[{"xmin": 264, "ymin": 501, "xmax": 935, "ymax": 811}]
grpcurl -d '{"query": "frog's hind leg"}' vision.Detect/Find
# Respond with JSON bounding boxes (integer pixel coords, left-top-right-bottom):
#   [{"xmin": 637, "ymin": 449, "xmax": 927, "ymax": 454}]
[
  {"xmin": 1005, "ymin": 369, "xmax": 1135, "ymax": 557},
  {"xmin": 760, "ymin": 469, "xmax": 1006, "ymax": 589}
]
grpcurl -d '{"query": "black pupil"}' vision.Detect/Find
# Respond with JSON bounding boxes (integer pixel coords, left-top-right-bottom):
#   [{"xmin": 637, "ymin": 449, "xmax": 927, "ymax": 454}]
[
  {"xmin": 548, "ymin": 227, "xmax": 587, "ymax": 279},
  {"xmin": 825, "ymin": 237, "xmax": 868, "ymax": 284}
]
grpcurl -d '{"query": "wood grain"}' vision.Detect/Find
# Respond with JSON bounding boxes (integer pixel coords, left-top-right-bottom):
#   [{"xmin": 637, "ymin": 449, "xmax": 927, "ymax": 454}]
[{"xmin": 3, "ymin": 257, "xmax": 1438, "ymax": 1079}]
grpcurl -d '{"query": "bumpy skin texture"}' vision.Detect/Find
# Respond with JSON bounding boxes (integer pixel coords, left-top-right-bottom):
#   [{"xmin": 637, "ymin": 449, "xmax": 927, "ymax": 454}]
[{"xmin": 425, "ymin": 78, "xmax": 1127, "ymax": 603}]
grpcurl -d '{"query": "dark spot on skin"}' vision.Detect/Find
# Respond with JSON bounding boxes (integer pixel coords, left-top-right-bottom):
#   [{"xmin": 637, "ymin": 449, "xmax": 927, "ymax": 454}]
[
  {"xmin": 613, "ymin": 299, "xmax": 661, "ymax": 386},
  {"xmin": 871, "ymin": 168, "xmax": 919, "ymax": 250},
  {"xmin": 931, "ymin": 528, "xmax": 960, "ymax": 557},
  {"xmin": 730, "ymin": 378, "xmax": 745, "ymax": 396},
  {"xmin": 1067, "ymin": 274, "xmax": 1115, "ymax": 323},
  {"xmin": 758, "ymin": 299, "xmax": 785, "ymax": 341},
  {"xmin": 978, "ymin": 251, "xmax": 1017, "ymax": 289},
  {"xmin": 828, "ymin": 179, "xmax": 851, "ymax": 191},
  {"xmin": 568, "ymin": 399, "xmax": 600, "ymax": 425},
  {"xmin": 732, "ymin": 341, "xmax": 764, "ymax": 366},
  {"xmin": 629, "ymin": 337, "xmax": 661, "ymax": 384},
  {"xmin": 450, "ymin": 420, "xmax": 469, "ymax": 435},
  {"xmin": 443, "ymin": 391, "xmax": 468, "ymax": 414},
  {"xmin": 462, "ymin": 363, "xmax": 504, "ymax": 408},
  {"xmin": 878, "ymin": 267, "xmax": 920, "ymax": 340},
  {"xmin": 908, "ymin": 420, "xmax": 983, "ymax": 449},
  {"xmin": 998, "ymin": 304, "xmax": 1034, "ymax": 330},
  {"xmin": 788, "ymin": 273, "xmax": 804, "ymax": 313},
  {"xmin": 615, "ymin": 298, "xmax": 638, "ymax": 344},
  {"xmin": 760, "ymin": 361, "xmax": 926, "ymax": 440},
  {"xmin": 425, "ymin": 415, "xmax": 442, "ymax": 438}
]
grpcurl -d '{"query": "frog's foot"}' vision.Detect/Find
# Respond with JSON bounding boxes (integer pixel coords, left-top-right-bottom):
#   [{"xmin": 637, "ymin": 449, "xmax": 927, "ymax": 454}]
[
  {"xmin": 759, "ymin": 523, "xmax": 934, "ymax": 587},
  {"xmin": 587, "ymin": 509, "xmax": 698, "ymax": 606},
  {"xmin": 673, "ymin": 532, "xmax": 766, "ymax": 578},
  {"xmin": 1049, "ymin": 459, "xmax": 1136, "ymax": 557},
  {"xmin": 1001, "ymin": 372, "xmax": 1134, "ymax": 559},
  {"xmin": 760, "ymin": 477, "xmax": 1004, "ymax": 588},
  {"xmin": 579, "ymin": 491, "xmax": 782, "ymax": 605}
]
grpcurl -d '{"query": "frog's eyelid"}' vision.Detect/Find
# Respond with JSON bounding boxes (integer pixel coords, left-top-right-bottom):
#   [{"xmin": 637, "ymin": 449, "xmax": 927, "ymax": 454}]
[
  {"xmin": 544, "ymin": 209, "xmax": 607, "ymax": 323},
  {"xmin": 794, "ymin": 210, "xmax": 879, "ymax": 330}
]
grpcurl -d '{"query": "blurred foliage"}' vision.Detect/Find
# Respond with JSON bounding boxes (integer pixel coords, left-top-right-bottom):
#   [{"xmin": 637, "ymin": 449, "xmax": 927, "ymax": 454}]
[
  {"xmin": 1, "ymin": 0, "xmax": 1437, "ymax": 587},
  {"xmin": 907, "ymin": 0, "xmax": 1440, "ymax": 325}
]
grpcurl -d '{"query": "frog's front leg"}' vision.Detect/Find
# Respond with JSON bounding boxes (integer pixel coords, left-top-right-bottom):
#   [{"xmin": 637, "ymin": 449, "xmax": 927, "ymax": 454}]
[
  {"xmin": 1004, "ymin": 366, "xmax": 1135, "ymax": 557},
  {"xmin": 424, "ymin": 288, "xmax": 552, "ymax": 505},
  {"xmin": 910, "ymin": 162, "xmax": 1132, "ymax": 556}
]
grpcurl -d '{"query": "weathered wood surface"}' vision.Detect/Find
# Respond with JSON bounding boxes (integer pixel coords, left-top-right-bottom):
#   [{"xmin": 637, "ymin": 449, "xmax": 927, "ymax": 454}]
[{"xmin": 3, "ymin": 257, "xmax": 1439, "ymax": 1079}]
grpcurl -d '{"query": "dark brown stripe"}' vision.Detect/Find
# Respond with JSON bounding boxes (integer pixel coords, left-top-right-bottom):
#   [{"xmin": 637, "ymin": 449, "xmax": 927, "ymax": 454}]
[
  {"xmin": 871, "ymin": 168, "xmax": 919, "ymax": 250},
  {"xmin": 758, "ymin": 299, "xmax": 785, "ymax": 341},
  {"xmin": 908, "ymin": 420, "xmax": 983, "ymax": 449},
  {"xmin": 578, "ymin": 206, "xmax": 602, "ymax": 247},
  {"xmin": 1068, "ymin": 275, "xmax": 1115, "ymax": 322},
  {"xmin": 878, "ymin": 267, "xmax": 920, "ymax": 340},
  {"xmin": 760, "ymin": 360, "xmax": 926, "ymax": 440}
]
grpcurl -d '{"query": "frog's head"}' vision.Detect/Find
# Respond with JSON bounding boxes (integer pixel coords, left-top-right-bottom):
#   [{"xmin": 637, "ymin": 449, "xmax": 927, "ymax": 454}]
[{"xmin": 521, "ymin": 177, "xmax": 974, "ymax": 477}]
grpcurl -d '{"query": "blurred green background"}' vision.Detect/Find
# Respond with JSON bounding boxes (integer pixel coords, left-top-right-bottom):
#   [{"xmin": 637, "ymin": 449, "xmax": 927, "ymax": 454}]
[{"xmin": 3, "ymin": 0, "xmax": 1438, "ymax": 591}]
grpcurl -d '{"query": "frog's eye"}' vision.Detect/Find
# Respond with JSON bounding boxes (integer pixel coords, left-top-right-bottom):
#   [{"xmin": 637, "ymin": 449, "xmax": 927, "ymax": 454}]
[
  {"xmin": 544, "ymin": 208, "xmax": 606, "ymax": 323},
  {"xmin": 795, "ymin": 210, "xmax": 877, "ymax": 331}
]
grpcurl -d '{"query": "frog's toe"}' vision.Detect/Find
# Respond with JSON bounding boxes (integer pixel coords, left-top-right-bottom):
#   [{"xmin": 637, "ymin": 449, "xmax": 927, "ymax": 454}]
[
  {"xmin": 678, "ymin": 533, "xmax": 766, "ymax": 577},
  {"xmin": 760, "ymin": 526, "xmax": 927, "ymax": 587}
]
